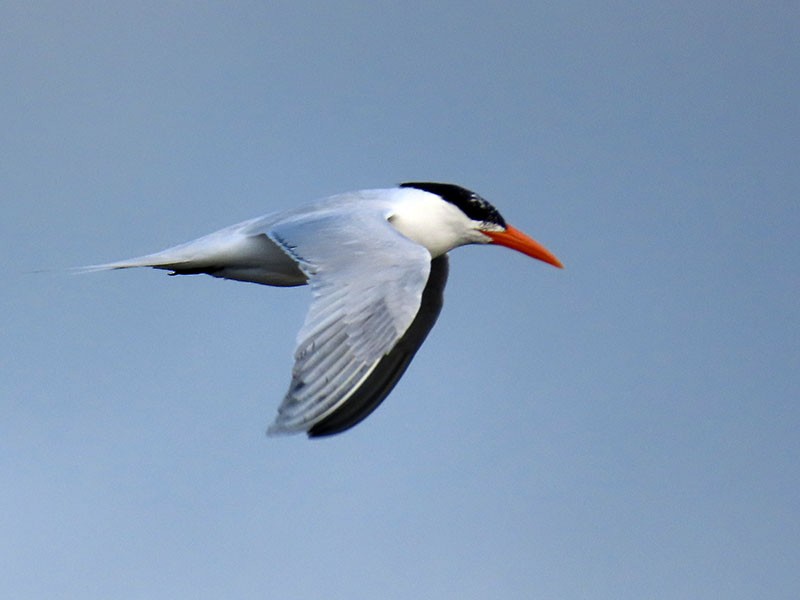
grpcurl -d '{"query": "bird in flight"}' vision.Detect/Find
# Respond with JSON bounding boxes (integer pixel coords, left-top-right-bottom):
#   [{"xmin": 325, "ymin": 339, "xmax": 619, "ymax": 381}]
[{"xmin": 85, "ymin": 182, "xmax": 562, "ymax": 437}]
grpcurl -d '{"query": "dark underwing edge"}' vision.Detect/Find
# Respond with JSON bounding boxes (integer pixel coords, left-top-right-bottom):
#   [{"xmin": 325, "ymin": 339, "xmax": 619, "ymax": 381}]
[{"xmin": 307, "ymin": 254, "xmax": 450, "ymax": 437}]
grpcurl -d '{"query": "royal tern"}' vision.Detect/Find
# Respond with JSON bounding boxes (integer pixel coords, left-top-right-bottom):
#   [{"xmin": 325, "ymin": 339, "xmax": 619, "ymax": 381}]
[{"xmin": 86, "ymin": 182, "xmax": 562, "ymax": 437}]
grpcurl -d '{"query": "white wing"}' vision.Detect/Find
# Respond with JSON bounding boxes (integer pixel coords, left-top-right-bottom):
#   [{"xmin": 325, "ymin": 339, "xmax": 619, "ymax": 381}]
[{"xmin": 265, "ymin": 205, "xmax": 434, "ymax": 435}]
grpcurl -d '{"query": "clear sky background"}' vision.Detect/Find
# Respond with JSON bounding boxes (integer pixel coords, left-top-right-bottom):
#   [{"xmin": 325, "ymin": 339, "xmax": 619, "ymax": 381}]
[{"xmin": 2, "ymin": 2, "xmax": 798, "ymax": 599}]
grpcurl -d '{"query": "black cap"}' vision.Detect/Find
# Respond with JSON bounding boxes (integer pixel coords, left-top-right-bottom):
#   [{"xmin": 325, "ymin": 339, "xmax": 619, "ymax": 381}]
[{"xmin": 400, "ymin": 182, "xmax": 506, "ymax": 228}]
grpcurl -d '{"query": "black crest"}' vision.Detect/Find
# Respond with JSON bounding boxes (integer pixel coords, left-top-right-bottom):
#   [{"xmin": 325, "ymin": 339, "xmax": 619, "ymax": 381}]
[{"xmin": 400, "ymin": 182, "xmax": 506, "ymax": 228}]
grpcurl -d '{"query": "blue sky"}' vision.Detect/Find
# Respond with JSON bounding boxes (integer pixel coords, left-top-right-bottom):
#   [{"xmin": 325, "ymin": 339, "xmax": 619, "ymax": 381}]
[{"xmin": 2, "ymin": 2, "xmax": 798, "ymax": 598}]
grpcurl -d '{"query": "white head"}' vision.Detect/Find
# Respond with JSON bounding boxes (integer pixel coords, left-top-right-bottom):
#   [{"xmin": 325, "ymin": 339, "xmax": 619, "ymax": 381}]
[{"xmin": 391, "ymin": 182, "xmax": 563, "ymax": 267}]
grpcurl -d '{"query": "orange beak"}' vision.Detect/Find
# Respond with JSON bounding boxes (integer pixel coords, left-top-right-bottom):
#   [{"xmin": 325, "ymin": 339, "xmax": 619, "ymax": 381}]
[{"xmin": 484, "ymin": 225, "xmax": 563, "ymax": 268}]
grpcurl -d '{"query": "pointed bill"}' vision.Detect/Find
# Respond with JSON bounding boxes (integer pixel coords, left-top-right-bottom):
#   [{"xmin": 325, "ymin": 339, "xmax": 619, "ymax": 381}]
[{"xmin": 484, "ymin": 225, "xmax": 563, "ymax": 268}]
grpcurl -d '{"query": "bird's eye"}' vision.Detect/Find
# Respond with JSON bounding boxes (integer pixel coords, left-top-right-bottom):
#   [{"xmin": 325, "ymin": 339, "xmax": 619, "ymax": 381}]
[{"xmin": 479, "ymin": 221, "xmax": 505, "ymax": 233}]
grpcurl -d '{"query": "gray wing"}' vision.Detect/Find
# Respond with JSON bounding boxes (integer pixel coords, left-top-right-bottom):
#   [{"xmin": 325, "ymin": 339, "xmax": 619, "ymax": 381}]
[
  {"xmin": 307, "ymin": 254, "xmax": 448, "ymax": 437},
  {"xmin": 266, "ymin": 206, "xmax": 436, "ymax": 435}
]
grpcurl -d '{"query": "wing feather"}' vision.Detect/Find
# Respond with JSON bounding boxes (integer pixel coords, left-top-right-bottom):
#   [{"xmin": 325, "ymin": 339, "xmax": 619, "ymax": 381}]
[
  {"xmin": 308, "ymin": 255, "xmax": 449, "ymax": 437},
  {"xmin": 266, "ymin": 206, "xmax": 433, "ymax": 435}
]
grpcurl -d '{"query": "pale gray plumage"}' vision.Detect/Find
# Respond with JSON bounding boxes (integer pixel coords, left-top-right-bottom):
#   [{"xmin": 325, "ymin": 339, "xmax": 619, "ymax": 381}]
[
  {"xmin": 82, "ymin": 183, "xmax": 562, "ymax": 437},
  {"xmin": 265, "ymin": 204, "xmax": 432, "ymax": 434}
]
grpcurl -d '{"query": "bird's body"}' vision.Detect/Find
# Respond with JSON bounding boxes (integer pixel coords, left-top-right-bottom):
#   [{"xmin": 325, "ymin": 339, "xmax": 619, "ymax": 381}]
[{"xmin": 86, "ymin": 182, "xmax": 561, "ymax": 437}]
